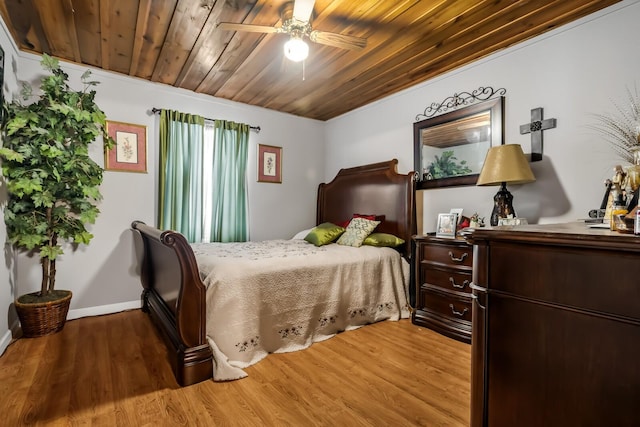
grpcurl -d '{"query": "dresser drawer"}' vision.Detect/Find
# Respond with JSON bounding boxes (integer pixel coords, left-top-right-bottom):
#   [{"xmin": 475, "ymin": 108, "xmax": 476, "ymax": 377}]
[
  {"xmin": 488, "ymin": 242, "xmax": 640, "ymax": 320},
  {"xmin": 421, "ymin": 243, "xmax": 473, "ymax": 268},
  {"xmin": 419, "ymin": 287, "xmax": 472, "ymax": 323},
  {"xmin": 421, "ymin": 266, "xmax": 472, "ymax": 293}
]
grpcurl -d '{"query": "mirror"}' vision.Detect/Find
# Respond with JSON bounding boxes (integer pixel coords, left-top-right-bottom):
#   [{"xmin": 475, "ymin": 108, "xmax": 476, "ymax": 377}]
[{"xmin": 414, "ymin": 97, "xmax": 504, "ymax": 189}]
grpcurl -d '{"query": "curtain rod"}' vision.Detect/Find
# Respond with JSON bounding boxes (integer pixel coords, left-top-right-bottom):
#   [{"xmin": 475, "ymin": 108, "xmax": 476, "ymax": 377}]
[{"xmin": 150, "ymin": 108, "xmax": 261, "ymax": 133}]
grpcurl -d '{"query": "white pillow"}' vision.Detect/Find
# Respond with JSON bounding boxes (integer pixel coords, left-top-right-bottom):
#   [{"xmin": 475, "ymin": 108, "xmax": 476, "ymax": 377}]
[{"xmin": 292, "ymin": 228, "xmax": 314, "ymax": 240}]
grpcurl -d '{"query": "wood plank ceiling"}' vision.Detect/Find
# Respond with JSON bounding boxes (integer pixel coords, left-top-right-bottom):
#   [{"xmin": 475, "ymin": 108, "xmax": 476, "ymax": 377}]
[{"xmin": 0, "ymin": 0, "xmax": 620, "ymax": 121}]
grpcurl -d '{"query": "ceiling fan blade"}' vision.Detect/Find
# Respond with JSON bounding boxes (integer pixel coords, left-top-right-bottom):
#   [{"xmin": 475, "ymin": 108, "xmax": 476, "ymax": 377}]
[
  {"xmin": 292, "ymin": 0, "xmax": 315, "ymax": 22},
  {"xmin": 217, "ymin": 22, "xmax": 280, "ymax": 34},
  {"xmin": 309, "ymin": 30, "xmax": 367, "ymax": 51}
]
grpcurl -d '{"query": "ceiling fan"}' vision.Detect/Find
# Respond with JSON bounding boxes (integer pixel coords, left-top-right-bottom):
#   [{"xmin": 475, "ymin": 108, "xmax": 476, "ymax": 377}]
[{"xmin": 217, "ymin": 0, "xmax": 367, "ymax": 62}]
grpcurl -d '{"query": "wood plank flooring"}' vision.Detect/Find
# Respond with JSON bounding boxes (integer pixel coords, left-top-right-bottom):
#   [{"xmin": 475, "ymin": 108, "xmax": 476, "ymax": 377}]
[{"xmin": 0, "ymin": 310, "xmax": 471, "ymax": 426}]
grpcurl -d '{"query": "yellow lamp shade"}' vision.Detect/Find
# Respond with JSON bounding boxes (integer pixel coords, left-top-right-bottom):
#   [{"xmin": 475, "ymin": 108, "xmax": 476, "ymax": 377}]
[{"xmin": 477, "ymin": 144, "xmax": 536, "ymax": 186}]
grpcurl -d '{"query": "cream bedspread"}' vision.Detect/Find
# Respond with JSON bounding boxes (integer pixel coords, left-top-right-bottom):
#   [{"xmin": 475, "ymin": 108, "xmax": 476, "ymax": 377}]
[{"xmin": 190, "ymin": 239, "xmax": 410, "ymax": 381}]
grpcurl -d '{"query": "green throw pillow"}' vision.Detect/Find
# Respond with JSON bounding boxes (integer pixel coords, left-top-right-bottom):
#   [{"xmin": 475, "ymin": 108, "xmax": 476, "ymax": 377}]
[
  {"xmin": 336, "ymin": 217, "xmax": 380, "ymax": 247},
  {"xmin": 363, "ymin": 232, "xmax": 405, "ymax": 248},
  {"xmin": 304, "ymin": 222, "xmax": 346, "ymax": 246}
]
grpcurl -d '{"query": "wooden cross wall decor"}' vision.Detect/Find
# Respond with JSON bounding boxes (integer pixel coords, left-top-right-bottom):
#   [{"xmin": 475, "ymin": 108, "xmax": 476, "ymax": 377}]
[{"xmin": 519, "ymin": 107, "xmax": 557, "ymax": 162}]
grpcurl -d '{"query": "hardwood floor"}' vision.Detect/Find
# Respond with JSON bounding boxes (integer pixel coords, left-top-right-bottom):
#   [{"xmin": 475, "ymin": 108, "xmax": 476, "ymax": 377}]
[{"xmin": 0, "ymin": 310, "xmax": 471, "ymax": 426}]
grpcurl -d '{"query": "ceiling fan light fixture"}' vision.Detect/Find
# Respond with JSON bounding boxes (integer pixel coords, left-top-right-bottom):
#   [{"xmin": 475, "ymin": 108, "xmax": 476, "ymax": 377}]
[{"xmin": 284, "ymin": 36, "xmax": 309, "ymax": 62}]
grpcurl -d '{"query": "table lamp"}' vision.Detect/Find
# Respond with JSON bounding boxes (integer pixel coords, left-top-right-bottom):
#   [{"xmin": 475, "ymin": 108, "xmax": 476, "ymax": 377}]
[{"xmin": 477, "ymin": 144, "xmax": 536, "ymax": 226}]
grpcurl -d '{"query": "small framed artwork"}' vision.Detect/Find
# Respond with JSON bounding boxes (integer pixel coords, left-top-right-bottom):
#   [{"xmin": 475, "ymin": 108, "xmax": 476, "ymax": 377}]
[
  {"xmin": 257, "ymin": 144, "xmax": 282, "ymax": 183},
  {"xmin": 105, "ymin": 120, "xmax": 147, "ymax": 173},
  {"xmin": 436, "ymin": 213, "xmax": 458, "ymax": 238}
]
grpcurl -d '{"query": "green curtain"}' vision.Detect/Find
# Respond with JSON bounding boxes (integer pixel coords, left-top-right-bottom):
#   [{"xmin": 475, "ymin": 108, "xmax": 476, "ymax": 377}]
[
  {"xmin": 209, "ymin": 119, "xmax": 249, "ymax": 242},
  {"xmin": 158, "ymin": 110, "xmax": 205, "ymax": 241},
  {"xmin": 158, "ymin": 110, "xmax": 249, "ymax": 243}
]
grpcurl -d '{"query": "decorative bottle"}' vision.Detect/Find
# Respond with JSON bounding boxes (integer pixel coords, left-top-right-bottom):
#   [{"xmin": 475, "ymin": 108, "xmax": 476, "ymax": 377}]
[{"xmin": 610, "ymin": 198, "xmax": 628, "ymax": 231}]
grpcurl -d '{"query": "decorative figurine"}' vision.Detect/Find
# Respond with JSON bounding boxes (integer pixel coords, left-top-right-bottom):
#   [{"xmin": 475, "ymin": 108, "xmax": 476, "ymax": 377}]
[{"xmin": 470, "ymin": 213, "xmax": 485, "ymax": 228}]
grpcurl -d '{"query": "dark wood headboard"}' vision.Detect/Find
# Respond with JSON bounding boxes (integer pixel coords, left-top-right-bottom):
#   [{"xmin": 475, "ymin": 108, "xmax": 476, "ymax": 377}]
[{"xmin": 317, "ymin": 159, "xmax": 416, "ymax": 258}]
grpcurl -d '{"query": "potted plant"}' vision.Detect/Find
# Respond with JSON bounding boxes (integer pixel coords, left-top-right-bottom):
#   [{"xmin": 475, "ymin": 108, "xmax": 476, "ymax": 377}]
[{"xmin": 0, "ymin": 54, "xmax": 113, "ymax": 337}]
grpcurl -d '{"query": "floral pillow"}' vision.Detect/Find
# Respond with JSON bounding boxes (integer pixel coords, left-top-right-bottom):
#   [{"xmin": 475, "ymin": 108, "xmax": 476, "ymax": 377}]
[{"xmin": 336, "ymin": 217, "xmax": 380, "ymax": 247}]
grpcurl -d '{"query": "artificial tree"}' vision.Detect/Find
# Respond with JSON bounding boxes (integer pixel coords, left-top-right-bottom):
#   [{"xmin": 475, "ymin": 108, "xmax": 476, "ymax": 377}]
[{"xmin": 0, "ymin": 54, "xmax": 113, "ymax": 335}]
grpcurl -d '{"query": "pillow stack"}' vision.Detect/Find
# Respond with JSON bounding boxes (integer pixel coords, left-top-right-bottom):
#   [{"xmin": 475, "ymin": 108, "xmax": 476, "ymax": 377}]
[{"xmin": 303, "ymin": 213, "xmax": 405, "ymax": 248}]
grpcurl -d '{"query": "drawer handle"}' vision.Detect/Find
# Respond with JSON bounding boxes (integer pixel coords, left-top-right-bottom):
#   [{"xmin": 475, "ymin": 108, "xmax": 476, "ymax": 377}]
[
  {"xmin": 449, "ymin": 277, "xmax": 470, "ymax": 289},
  {"xmin": 449, "ymin": 304, "xmax": 469, "ymax": 317},
  {"xmin": 448, "ymin": 251, "xmax": 468, "ymax": 263}
]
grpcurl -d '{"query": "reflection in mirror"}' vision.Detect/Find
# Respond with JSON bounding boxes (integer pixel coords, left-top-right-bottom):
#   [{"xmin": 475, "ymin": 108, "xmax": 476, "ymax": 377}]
[{"xmin": 414, "ymin": 97, "xmax": 504, "ymax": 189}]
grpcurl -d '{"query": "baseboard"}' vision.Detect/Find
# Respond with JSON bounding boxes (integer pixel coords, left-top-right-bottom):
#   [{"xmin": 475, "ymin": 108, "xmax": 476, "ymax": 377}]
[
  {"xmin": 0, "ymin": 318, "xmax": 20, "ymax": 356},
  {"xmin": 0, "ymin": 331, "xmax": 10, "ymax": 356},
  {"xmin": 66, "ymin": 299, "xmax": 141, "ymax": 321}
]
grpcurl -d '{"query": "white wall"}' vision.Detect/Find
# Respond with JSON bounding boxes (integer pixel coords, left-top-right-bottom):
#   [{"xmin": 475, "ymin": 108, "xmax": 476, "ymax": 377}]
[
  {"xmin": 6, "ymin": 51, "xmax": 324, "ymax": 329},
  {"xmin": 325, "ymin": 0, "xmax": 640, "ymax": 233}
]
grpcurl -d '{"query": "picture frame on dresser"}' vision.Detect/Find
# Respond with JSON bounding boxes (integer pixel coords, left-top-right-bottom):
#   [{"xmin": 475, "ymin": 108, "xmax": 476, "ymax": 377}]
[
  {"xmin": 449, "ymin": 208, "xmax": 464, "ymax": 224},
  {"xmin": 435, "ymin": 213, "xmax": 457, "ymax": 238}
]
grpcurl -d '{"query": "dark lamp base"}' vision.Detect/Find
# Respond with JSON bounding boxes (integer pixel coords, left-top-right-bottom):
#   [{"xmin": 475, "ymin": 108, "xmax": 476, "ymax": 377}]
[{"xmin": 490, "ymin": 182, "xmax": 516, "ymax": 226}]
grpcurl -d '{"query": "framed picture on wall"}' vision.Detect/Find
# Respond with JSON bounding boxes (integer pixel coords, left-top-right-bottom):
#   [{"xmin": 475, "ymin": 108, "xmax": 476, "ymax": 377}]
[
  {"xmin": 257, "ymin": 144, "xmax": 282, "ymax": 183},
  {"xmin": 104, "ymin": 120, "xmax": 147, "ymax": 173}
]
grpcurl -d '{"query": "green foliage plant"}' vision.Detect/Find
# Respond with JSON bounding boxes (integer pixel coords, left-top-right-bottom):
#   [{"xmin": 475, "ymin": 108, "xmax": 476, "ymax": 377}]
[
  {"xmin": 0, "ymin": 54, "xmax": 114, "ymax": 301},
  {"xmin": 426, "ymin": 150, "xmax": 472, "ymax": 179}
]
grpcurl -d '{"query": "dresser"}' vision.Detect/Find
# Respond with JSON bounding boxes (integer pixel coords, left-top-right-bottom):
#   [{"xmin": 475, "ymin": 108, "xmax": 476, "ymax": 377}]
[
  {"xmin": 412, "ymin": 234, "xmax": 473, "ymax": 343},
  {"xmin": 465, "ymin": 223, "xmax": 640, "ymax": 427}
]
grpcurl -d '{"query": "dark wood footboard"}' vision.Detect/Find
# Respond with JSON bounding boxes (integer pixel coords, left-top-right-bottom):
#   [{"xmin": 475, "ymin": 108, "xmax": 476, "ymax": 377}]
[{"xmin": 131, "ymin": 221, "xmax": 213, "ymax": 386}]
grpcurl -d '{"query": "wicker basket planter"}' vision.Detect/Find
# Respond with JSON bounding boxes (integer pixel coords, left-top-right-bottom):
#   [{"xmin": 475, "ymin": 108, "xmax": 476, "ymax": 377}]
[{"xmin": 15, "ymin": 290, "xmax": 72, "ymax": 338}]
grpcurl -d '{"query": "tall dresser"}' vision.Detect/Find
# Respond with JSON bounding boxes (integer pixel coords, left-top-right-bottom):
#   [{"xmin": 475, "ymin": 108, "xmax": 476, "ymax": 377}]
[
  {"xmin": 412, "ymin": 234, "xmax": 473, "ymax": 343},
  {"xmin": 465, "ymin": 223, "xmax": 640, "ymax": 427}
]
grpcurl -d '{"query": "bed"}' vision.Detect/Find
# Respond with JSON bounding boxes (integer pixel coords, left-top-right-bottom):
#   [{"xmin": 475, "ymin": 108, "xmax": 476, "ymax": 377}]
[{"xmin": 131, "ymin": 159, "xmax": 416, "ymax": 386}]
